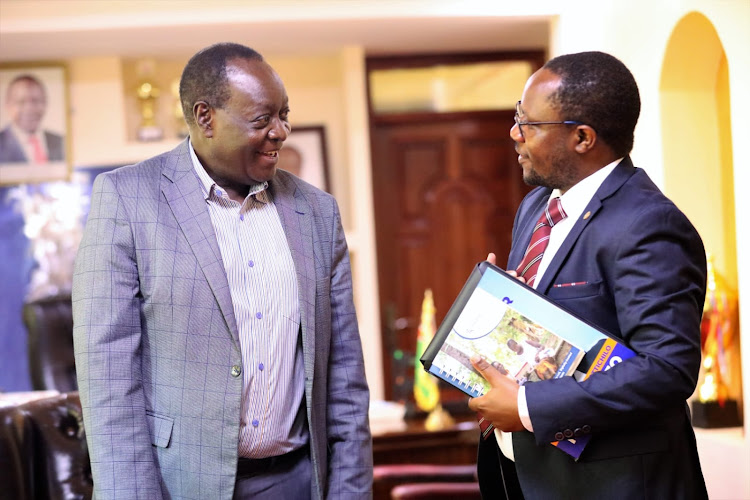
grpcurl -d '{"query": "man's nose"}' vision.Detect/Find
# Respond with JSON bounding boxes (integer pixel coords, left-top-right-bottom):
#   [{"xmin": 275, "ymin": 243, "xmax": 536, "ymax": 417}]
[
  {"xmin": 510, "ymin": 122, "xmax": 524, "ymax": 142},
  {"xmin": 268, "ymin": 119, "xmax": 289, "ymax": 142}
]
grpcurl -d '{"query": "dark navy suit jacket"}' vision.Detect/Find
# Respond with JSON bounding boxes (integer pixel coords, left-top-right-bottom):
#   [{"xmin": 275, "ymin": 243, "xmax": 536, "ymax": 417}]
[
  {"xmin": 0, "ymin": 126, "xmax": 65, "ymax": 163},
  {"xmin": 478, "ymin": 157, "xmax": 708, "ymax": 499}
]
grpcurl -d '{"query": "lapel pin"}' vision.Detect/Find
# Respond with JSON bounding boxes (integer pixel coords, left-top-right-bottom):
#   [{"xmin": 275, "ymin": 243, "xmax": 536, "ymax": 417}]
[{"xmin": 583, "ymin": 211, "xmax": 591, "ymax": 220}]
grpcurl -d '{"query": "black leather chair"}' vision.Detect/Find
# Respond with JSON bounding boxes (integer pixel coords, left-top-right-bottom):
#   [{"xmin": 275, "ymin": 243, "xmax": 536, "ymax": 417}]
[
  {"xmin": 373, "ymin": 464, "xmax": 480, "ymax": 500},
  {"xmin": 0, "ymin": 392, "xmax": 92, "ymax": 500},
  {"xmin": 22, "ymin": 295, "xmax": 77, "ymax": 392}
]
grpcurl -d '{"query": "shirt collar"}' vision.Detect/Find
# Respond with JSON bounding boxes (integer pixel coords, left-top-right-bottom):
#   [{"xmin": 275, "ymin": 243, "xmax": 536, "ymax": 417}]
[
  {"xmin": 551, "ymin": 158, "xmax": 623, "ymax": 216},
  {"xmin": 188, "ymin": 139, "xmax": 268, "ymax": 202}
]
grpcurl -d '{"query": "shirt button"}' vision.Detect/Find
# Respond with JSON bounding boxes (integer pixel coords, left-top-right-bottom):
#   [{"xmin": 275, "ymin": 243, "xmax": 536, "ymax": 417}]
[
  {"xmin": 258, "ymin": 363, "xmax": 264, "ymax": 371},
  {"xmin": 256, "ymin": 312, "xmax": 262, "ymax": 319},
  {"xmin": 252, "ymin": 419, "xmax": 259, "ymax": 427},
  {"xmin": 248, "ymin": 260, "xmax": 254, "ymax": 268},
  {"xmin": 574, "ymin": 427, "xmax": 583, "ymax": 437},
  {"xmin": 231, "ymin": 365, "xmax": 241, "ymax": 377},
  {"xmin": 563, "ymin": 429, "xmax": 574, "ymax": 439},
  {"xmin": 554, "ymin": 432, "xmax": 565, "ymax": 441},
  {"xmin": 582, "ymin": 425, "xmax": 591, "ymax": 434}
]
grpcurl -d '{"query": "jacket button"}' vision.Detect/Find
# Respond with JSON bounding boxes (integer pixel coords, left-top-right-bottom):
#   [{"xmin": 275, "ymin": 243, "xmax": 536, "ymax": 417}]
[
  {"xmin": 563, "ymin": 429, "xmax": 574, "ymax": 438},
  {"xmin": 582, "ymin": 425, "xmax": 591, "ymax": 434},
  {"xmin": 554, "ymin": 432, "xmax": 565, "ymax": 441},
  {"xmin": 231, "ymin": 365, "xmax": 242, "ymax": 377},
  {"xmin": 574, "ymin": 428, "xmax": 583, "ymax": 437}
]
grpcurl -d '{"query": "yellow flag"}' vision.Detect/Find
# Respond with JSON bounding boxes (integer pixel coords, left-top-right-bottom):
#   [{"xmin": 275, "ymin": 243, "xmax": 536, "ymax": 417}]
[{"xmin": 414, "ymin": 289, "xmax": 440, "ymax": 412}]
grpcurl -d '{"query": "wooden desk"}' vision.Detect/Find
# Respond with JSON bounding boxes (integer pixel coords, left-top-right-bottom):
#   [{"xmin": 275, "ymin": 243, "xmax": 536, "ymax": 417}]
[{"xmin": 372, "ymin": 418, "xmax": 479, "ymax": 466}]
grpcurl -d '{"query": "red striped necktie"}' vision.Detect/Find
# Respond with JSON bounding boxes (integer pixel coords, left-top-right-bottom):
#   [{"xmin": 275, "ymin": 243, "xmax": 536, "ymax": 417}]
[
  {"xmin": 477, "ymin": 197, "xmax": 566, "ymax": 439},
  {"xmin": 515, "ymin": 197, "xmax": 567, "ymax": 288}
]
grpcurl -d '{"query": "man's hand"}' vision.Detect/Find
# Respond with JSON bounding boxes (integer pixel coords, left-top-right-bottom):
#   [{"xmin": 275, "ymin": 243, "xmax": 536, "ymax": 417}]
[
  {"xmin": 486, "ymin": 252, "xmax": 525, "ymax": 284},
  {"xmin": 467, "ymin": 356, "xmax": 525, "ymax": 432}
]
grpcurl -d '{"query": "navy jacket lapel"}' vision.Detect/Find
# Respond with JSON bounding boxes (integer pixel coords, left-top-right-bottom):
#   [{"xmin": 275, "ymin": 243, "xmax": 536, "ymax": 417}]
[
  {"xmin": 508, "ymin": 188, "xmax": 551, "ymax": 270},
  {"xmin": 536, "ymin": 157, "xmax": 638, "ymax": 293},
  {"xmin": 160, "ymin": 140, "xmax": 241, "ymax": 349}
]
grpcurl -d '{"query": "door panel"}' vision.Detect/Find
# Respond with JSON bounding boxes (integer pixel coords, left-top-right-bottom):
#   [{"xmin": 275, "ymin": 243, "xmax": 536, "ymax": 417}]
[{"xmin": 372, "ymin": 111, "xmax": 532, "ymax": 408}]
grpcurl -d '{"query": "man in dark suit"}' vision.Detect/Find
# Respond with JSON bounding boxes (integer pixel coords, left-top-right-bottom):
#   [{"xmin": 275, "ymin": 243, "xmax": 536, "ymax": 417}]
[
  {"xmin": 469, "ymin": 51, "xmax": 708, "ymax": 499},
  {"xmin": 73, "ymin": 43, "xmax": 371, "ymax": 499},
  {"xmin": 0, "ymin": 74, "xmax": 65, "ymax": 163}
]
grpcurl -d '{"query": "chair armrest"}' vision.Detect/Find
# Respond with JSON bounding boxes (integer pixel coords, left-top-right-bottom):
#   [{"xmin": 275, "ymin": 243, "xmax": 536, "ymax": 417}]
[{"xmin": 391, "ymin": 482, "xmax": 481, "ymax": 499}]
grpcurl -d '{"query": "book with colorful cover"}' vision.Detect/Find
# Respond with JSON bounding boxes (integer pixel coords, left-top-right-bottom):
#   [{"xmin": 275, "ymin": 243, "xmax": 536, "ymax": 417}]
[
  {"xmin": 554, "ymin": 338, "xmax": 636, "ymax": 459},
  {"xmin": 420, "ymin": 261, "xmax": 636, "ymax": 460}
]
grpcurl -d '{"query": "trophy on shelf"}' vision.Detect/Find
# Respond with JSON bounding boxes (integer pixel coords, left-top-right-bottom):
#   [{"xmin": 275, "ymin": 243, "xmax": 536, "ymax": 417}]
[
  {"xmin": 691, "ymin": 253, "xmax": 742, "ymax": 428},
  {"xmin": 171, "ymin": 78, "xmax": 189, "ymax": 139},
  {"xmin": 135, "ymin": 59, "xmax": 164, "ymax": 142}
]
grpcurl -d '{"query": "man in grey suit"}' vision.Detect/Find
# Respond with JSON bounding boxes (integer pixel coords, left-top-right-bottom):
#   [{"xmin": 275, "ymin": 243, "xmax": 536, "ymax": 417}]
[
  {"xmin": 0, "ymin": 74, "xmax": 65, "ymax": 163},
  {"xmin": 73, "ymin": 42, "xmax": 372, "ymax": 499}
]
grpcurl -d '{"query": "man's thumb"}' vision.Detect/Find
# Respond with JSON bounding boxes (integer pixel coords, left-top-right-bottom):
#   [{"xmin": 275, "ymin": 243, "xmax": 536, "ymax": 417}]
[{"xmin": 470, "ymin": 355, "xmax": 503, "ymax": 386}]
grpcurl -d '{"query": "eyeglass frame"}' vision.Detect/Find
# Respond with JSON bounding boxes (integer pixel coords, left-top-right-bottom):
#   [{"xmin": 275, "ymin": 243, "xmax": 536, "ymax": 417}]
[{"xmin": 514, "ymin": 100, "xmax": 585, "ymax": 139}]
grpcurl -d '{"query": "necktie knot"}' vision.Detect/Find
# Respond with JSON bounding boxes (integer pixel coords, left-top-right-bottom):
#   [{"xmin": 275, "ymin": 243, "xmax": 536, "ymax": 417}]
[{"xmin": 546, "ymin": 197, "xmax": 567, "ymax": 227}]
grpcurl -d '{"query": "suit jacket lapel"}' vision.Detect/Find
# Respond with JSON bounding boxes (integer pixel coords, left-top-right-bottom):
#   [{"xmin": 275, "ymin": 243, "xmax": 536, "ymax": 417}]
[
  {"xmin": 536, "ymin": 157, "xmax": 638, "ymax": 293},
  {"xmin": 508, "ymin": 189, "xmax": 551, "ymax": 270},
  {"xmin": 271, "ymin": 174, "xmax": 316, "ymax": 380},
  {"xmin": 160, "ymin": 140, "xmax": 241, "ymax": 349}
]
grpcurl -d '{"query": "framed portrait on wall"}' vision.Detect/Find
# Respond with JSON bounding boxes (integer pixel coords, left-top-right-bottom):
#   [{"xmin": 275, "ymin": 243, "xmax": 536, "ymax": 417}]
[
  {"xmin": 0, "ymin": 63, "xmax": 70, "ymax": 185},
  {"xmin": 278, "ymin": 125, "xmax": 330, "ymax": 192}
]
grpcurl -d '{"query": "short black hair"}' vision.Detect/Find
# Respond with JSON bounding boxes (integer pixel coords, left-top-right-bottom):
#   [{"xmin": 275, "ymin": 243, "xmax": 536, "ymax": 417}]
[
  {"xmin": 6, "ymin": 74, "xmax": 46, "ymax": 101},
  {"xmin": 543, "ymin": 51, "xmax": 640, "ymax": 156},
  {"xmin": 179, "ymin": 42, "xmax": 264, "ymax": 127}
]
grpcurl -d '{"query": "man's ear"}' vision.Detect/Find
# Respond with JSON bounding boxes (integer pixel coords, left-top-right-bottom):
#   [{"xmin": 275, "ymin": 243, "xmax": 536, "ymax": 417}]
[
  {"xmin": 193, "ymin": 101, "xmax": 213, "ymax": 138},
  {"xmin": 573, "ymin": 125, "xmax": 596, "ymax": 153}
]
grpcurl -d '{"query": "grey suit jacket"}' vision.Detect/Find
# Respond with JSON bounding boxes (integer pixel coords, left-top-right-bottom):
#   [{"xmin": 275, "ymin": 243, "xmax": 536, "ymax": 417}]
[
  {"xmin": 73, "ymin": 140, "xmax": 372, "ymax": 499},
  {"xmin": 0, "ymin": 126, "xmax": 65, "ymax": 163}
]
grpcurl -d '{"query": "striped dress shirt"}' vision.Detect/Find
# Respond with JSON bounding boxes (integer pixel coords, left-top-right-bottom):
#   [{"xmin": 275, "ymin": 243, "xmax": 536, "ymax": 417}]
[{"xmin": 189, "ymin": 144, "xmax": 307, "ymax": 459}]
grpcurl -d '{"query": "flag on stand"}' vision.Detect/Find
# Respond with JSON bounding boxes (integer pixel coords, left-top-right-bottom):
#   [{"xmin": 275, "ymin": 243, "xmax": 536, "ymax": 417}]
[{"xmin": 414, "ymin": 289, "xmax": 440, "ymax": 412}]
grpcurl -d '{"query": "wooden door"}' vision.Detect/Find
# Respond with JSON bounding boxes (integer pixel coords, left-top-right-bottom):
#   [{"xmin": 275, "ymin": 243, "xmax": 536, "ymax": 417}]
[{"xmin": 371, "ymin": 110, "xmax": 532, "ymax": 410}]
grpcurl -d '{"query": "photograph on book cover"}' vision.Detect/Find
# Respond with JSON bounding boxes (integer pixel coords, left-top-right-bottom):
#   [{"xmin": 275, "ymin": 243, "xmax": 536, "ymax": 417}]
[{"xmin": 428, "ymin": 269, "xmax": 585, "ymax": 398}]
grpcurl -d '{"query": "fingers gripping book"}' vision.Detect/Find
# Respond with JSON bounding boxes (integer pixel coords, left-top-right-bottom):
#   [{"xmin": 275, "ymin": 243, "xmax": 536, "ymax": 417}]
[{"xmin": 419, "ymin": 261, "xmax": 635, "ymax": 460}]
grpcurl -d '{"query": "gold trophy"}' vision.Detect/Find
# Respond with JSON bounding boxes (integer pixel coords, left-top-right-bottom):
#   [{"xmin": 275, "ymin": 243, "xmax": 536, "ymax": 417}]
[
  {"xmin": 691, "ymin": 253, "xmax": 741, "ymax": 427},
  {"xmin": 135, "ymin": 59, "xmax": 163, "ymax": 142}
]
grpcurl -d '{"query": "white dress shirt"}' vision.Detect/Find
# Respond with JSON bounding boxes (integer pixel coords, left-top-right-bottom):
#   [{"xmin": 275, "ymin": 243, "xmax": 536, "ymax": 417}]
[
  {"xmin": 190, "ymin": 142, "xmax": 307, "ymax": 459},
  {"xmin": 496, "ymin": 158, "xmax": 622, "ymax": 461}
]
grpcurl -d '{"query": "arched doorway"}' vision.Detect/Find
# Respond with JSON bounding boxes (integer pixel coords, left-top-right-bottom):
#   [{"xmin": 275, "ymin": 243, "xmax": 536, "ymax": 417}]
[{"xmin": 660, "ymin": 9, "xmax": 742, "ymax": 429}]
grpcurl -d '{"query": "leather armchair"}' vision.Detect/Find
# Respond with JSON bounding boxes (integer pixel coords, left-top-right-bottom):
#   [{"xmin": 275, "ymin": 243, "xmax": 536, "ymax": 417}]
[
  {"xmin": 0, "ymin": 392, "xmax": 92, "ymax": 500},
  {"xmin": 22, "ymin": 295, "xmax": 77, "ymax": 392},
  {"xmin": 373, "ymin": 464, "xmax": 479, "ymax": 500}
]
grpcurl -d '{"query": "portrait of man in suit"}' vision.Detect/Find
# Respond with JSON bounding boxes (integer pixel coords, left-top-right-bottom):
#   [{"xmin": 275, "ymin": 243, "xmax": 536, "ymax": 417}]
[
  {"xmin": 469, "ymin": 51, "xmax": 708, "ymax": 499},
  {"xmin": 72, "ymin": 42, "xmax": 372, "ymax": 499},
  {"xmin": 0, "ymin": 74, "xmax": 65, "ymax": 164}
]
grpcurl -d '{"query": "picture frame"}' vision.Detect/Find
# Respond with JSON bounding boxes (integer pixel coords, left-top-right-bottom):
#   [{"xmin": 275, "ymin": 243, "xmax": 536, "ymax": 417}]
[
  {"xmin": 0, "ymin": 63, "xmax": 70, "ymax": 185},
  {"xmin": 278, "ymin": 125, "xmax": 330, "ymax": 192}
]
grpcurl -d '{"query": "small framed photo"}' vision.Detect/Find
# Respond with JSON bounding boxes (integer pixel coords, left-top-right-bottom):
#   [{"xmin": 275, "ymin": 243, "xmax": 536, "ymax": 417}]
[
  {"xmin": 0, "ymin": 63, "xmax": 70, "ymax": 185},
  {"xmin": 278, "ymin": 125, "xmax": 330, "ymax": 192}
]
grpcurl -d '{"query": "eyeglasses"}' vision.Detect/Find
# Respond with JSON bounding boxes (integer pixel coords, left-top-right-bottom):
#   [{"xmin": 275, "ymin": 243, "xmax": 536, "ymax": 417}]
[{"xmin": 514, "ymin": 101, "xmax": 584, "ymax": 139}]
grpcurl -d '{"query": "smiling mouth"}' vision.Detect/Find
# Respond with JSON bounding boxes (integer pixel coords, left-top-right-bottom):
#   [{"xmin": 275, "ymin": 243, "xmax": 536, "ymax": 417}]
[{"xmin": 260, "ymin": 151, "xmax": 279, "ymax": 158}]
